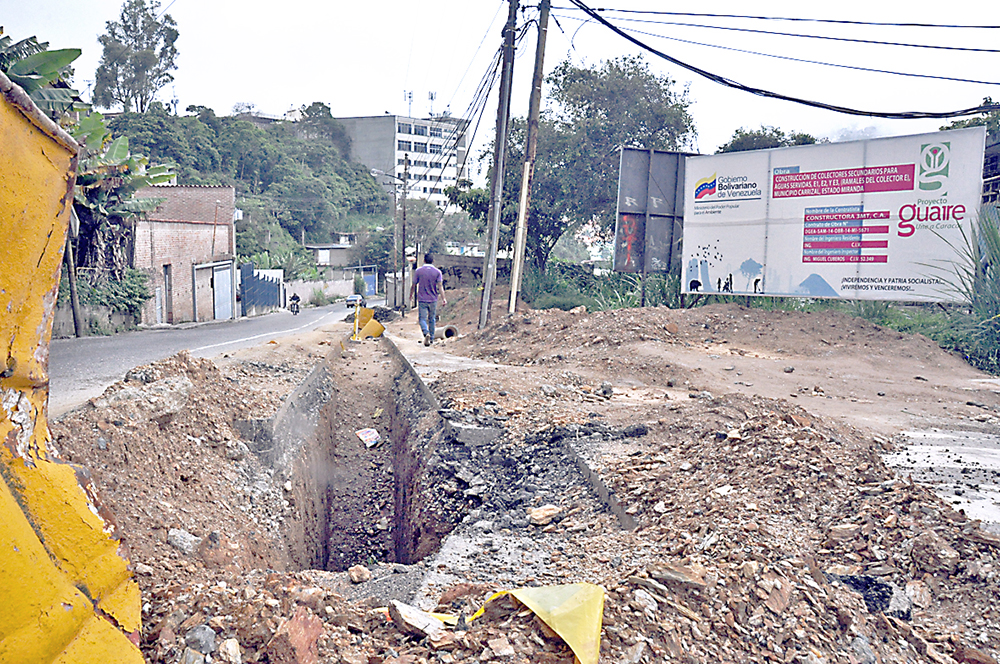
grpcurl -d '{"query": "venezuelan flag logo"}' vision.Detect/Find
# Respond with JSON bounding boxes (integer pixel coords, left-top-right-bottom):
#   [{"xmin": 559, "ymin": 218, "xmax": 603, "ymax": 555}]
[{"xmin": 695, "ymin": 173, "xmax": 717, "ymax": 199}]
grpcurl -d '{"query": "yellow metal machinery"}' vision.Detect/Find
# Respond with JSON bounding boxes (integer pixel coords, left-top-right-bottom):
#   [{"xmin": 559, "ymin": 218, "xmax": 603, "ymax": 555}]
[{"xmin": 0, "ymin": 72, "xmax": 143, "ymax": 662}]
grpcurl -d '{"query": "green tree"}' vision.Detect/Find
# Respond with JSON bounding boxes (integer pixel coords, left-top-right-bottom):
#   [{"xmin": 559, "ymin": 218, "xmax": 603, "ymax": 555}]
[
  {"xmin": 717, "ymin": 126, "xmax": 818, "ymax": 153},
  {"xmin": 107, "ymin": 103, "xmax": 391, "ymax": 253},
  {"xmin": 941, "ymin": 97, "xmax": 1000, "ymax": 135},
  {"xmin": 351, "ymin": 225, "xmax": 395, "ymax": 275},
  {"xmin": 547, "ymin": 56, "xmax": 695, "ymax": 234},
  {"xmin": 451, "ymin": 55, "xmax": 695, "ymax": 272},
  {"xmin": 296, "ymin": 102, "xmax": 351, "ymax": 156},
  {"xmin": 70, "ymin": 113, "xmax": 175, "ymax": 280},
  {"xmin": 403, "ymin": 198, "xmax": 444, "ymax": 256},
  {"xmin": 93, "ymin": 0, "xmax": 179, "ymax": 112}
]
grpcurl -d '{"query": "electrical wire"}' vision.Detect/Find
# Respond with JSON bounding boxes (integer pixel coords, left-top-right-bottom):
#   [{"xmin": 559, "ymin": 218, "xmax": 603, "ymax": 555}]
[
  {"xmin": 553, "ymin": 7, "xmax": 1000, "ymax": 30},
  {"xmin": 446, "ymin": 1, "xmax": 507, "ymax": 111},
  {"xmin": 599, "ymin": 15, "xmax": 1000, "ymax": 54},
  {"xmin": 563, "ymin": 0, "xmax": 1000, "ymax": 119},
  {"xmin": 409, "ymin": 8, "xmax": 537, "ymax": 238},
  {"xmin": 407, "ymin": 15, "xmax": 533, "ymax": 197},
  {"xmin": 550, "ymin": 13, "xmax": 1000, "ymax": 87}
]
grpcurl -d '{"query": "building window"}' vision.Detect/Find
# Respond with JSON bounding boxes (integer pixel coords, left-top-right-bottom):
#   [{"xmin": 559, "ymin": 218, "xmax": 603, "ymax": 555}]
[
  {"xmin": 429, "ymin": 126, "xmax": 442, "ymax": 138},
  {"xmin": 397, "ymin": 140, "xmax": 412, "ymax": 151},
  {"xmin": 398, "ymin": 123, "xmax": 411, "ymax": 134},
  {"xmin": 431, "ymin": 188, "xmax": 441, "ymax": 194},
  {"xmin": 428, "ymin": 143, "xmax": 442, "ymax": 155},
  {"xmin": 413, "ymin": 142, "xmax": 428, "ymax": 153},
  {"xmin": 415, "ymin": 160, "xmax": 428, "ymax": 167},
  {"xmin": 430, "ymin": 162, "xmax": 442, "ymax": 169},
  {"xmin": 397, "ymin": 158, "xmax": 406, "ymax": 165},
  {"xmin": 413, "ymin": 125, "xmax": 427, "ymax": 136}
]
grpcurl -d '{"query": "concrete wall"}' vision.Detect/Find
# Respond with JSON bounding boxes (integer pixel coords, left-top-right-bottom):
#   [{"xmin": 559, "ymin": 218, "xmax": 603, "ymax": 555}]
[
  {"xmin": 336, "ymin": 115, "xmax": 469, "ymax": 209},
  {"xmin": 337, "ymin": 116, "xmax": 396, "ymax": 176},
  {"xmin": 52, "ymin": 305, "xmax": 137, "ymax": 338},
  {"xmin": 286, "ymin": 278, "xmax": 354, "ymax": 305}
]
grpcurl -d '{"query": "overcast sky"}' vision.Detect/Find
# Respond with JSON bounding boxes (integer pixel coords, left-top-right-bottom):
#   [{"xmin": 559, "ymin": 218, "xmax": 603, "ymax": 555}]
[{"xmin": 5, "ymin": 1, "xmax": 999, "ymax": 174}]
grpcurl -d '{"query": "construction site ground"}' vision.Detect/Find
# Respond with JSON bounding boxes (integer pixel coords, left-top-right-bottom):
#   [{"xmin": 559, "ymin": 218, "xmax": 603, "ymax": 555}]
[{"xmin": 50, "ymin": 288, "xmax": 1000, "ymax": 664}]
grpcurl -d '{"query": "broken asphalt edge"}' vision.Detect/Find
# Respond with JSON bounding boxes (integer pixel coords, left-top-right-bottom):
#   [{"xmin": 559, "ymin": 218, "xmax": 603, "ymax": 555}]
[{"xmin": 381, "ymin": 335, "xmax": 637, "ymax": 532}]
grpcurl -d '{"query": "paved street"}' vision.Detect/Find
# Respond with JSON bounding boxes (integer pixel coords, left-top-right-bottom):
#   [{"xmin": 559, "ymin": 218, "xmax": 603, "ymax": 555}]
[{"xmin": 48, "ymin": 301, "xmax": 373, "ymax": 416}]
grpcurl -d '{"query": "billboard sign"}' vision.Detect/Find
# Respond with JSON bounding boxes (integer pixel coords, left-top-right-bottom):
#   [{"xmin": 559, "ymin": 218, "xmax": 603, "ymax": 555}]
[
  {"xmin": 681, "ymin": 127, "xmax": 986, "ymax": 301},
  {"xmin": 615, "ymin": 149, "xmax": 693, "ymax": 274}
]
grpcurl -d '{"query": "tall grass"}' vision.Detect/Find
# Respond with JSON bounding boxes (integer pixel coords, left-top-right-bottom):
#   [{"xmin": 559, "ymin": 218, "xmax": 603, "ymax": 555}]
[{"xmin": 922, "ymin": 208, "xmax": 1000, "ymax": 373}]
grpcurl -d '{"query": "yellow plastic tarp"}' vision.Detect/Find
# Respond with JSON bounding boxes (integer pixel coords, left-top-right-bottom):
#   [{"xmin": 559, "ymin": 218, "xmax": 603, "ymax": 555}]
[{"xmin": 472, "ymin": 583, "xmax": 605, "ymax": 664}]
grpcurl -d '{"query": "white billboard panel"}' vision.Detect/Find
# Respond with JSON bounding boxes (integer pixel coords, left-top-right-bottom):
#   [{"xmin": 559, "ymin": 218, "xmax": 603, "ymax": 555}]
[{"xmin": 682, "ymin": 127, "xmax": 986, "ymax": 301}]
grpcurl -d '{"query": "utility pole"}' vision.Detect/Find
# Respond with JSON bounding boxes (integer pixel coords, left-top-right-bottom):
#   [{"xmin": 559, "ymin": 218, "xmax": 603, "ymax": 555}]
[
  {"xmin": 392, "ymin": 180, "xmax": 400, "ymax": 312},
  {"xmin": 402, "ymin": 155, "xmax": 409, "ymax": 315},
  {"xmin": 480, "ymin": 0, "xmax": 519, "ymax": 330},
  {"xmin": 509, "ymin": 0, "xmax": 550, "ymax": 315}
]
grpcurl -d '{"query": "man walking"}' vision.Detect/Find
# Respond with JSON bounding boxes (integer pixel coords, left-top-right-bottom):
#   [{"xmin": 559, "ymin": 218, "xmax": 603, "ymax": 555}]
[{"xmin": 411, "ymin": 253, "xmax": 446, "ymax": 346}]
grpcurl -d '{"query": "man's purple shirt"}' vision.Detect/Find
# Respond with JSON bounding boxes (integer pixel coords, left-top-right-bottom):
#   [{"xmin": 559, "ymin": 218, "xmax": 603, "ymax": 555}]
[{"xmin": 413, "ymin": 264, "xmax": 443, "ymax": 303}]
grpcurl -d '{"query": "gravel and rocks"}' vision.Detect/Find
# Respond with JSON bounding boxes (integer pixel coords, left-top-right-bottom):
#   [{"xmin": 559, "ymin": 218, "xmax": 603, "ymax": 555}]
[{"xmin": 46, "ymin": 295, "xmax": 1000, "ymax": 664}]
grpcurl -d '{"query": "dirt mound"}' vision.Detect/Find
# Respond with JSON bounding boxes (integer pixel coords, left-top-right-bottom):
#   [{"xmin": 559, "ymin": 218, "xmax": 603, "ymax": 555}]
[{"xmin": 52, "ymin": 351, "xmax": 302, "ymax": 582}]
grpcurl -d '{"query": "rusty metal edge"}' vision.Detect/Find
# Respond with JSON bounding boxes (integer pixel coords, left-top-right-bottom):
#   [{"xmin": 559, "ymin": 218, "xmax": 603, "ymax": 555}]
[{"xmin": 0, "ymin": 70, "xmax": 79, "ymax": 155}]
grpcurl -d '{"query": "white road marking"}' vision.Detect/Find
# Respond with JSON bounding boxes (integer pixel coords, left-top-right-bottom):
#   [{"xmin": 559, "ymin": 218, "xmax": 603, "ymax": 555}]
[{"xmin": 190, "ymin": 310, "xmax": 341, "ymax": 354}]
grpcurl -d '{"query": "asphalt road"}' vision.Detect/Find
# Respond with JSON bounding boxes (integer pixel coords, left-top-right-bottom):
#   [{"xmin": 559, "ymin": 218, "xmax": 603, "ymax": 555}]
[{"xmin": 48, "ymin": 301, "xmax": 370, "ymax": 417}]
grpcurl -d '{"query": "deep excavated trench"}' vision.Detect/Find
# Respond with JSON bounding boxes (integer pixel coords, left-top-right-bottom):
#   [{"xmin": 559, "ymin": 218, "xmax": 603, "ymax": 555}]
[
  {"xmin": 236, "ymin": 332, "xmax": 635, "ymax": 583},
  {"xmin": 239, "ymin": 336, "xmax": 474, "ymax": 573}
]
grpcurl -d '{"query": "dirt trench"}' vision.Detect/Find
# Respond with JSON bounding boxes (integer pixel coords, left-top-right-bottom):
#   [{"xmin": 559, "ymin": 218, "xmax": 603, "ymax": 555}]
[{"xmin": 251, "ymin": 336, "xmax": 474, "ymax": 572}]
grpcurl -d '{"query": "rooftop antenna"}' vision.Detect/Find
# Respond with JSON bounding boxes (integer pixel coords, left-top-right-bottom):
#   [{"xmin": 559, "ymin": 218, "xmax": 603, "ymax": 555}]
[
  {"xmin": 404, "ymin": 90, "xmax": 413, "ymax": 118},
  {"xmin": 428, "ymin": 91, "xmax": 436, "ymax": 116}
]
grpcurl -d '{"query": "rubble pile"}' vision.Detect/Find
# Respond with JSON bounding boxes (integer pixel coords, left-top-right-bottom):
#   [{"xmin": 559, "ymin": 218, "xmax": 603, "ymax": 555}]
[
  {"xmin": 52, "ymin": 352, "xmax": 299, "ymax": 581},
  {"xmin": 142, "ymin": 568, "xmax": 597, "ymax": 664},
  {"xmin": 48, "ymin": 298, "xmax": 1000, "ymax": 663}
]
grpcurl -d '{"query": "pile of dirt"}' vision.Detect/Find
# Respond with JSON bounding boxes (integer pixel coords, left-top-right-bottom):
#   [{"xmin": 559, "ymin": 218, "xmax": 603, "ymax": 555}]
[{"xmin": 46, "ymin": 295, "xmax": 1000, "ymax": 664}]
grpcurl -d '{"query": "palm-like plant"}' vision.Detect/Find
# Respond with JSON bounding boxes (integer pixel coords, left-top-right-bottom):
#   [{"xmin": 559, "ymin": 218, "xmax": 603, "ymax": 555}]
[
  {"xmin": 70, "ymin": 112, "xmax": 175, "ymax": 282},
  {"xmin": 0, "ymin": 31, "xmax": 82, "ymax": 116},
  {"xmin": 927, "ymin": 209, "xmax": 1000, "ymax": 372}
]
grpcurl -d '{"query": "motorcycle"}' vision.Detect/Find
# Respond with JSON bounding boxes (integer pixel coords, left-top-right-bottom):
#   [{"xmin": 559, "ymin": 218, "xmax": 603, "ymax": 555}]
[{"xmin": 289, "ymin": 299, "xmax": 300, "ymax": 315}]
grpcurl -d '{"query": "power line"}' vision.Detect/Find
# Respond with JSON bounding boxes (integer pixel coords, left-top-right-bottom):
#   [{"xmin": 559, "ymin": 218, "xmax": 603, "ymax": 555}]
[
  {"xmin": 550, "ymin": 13, "xmax": 1000, "ymax": 87},
  {"xmin": 599, "ymin": 16, "xmax": 1000, "ymax": 54},
  {"xmin": 446, "ymin": 1, "xmax": 507, "ymax": 111},
  {"xmin": 554, "ymin": 7, "xmax": 1000, "ymax": 30},
  {"xmin": 407, "ymin": 17, "xmax": 534, "ymax": 195},
  {"xmin": 563, "ymin": 0, "xmax": 1000, "ymax": 120}
]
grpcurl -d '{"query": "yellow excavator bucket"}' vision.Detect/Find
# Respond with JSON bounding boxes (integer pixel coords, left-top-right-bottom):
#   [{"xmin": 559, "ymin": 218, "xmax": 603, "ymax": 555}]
[{"xmin": 0, "ymin": 72, "xmax": 143, "ymax": 663}]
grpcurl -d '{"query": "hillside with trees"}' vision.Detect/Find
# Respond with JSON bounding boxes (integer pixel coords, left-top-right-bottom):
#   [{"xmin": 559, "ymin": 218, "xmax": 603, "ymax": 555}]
[{"xmin": 107, "ymin": 102, "xmax": 393, "ymax": 266}]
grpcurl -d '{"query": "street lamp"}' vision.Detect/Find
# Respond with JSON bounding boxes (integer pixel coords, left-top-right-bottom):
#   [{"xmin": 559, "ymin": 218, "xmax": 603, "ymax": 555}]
[{"xmin": 371, "ymin": 166, "xmax": 408, "ymax": 314}]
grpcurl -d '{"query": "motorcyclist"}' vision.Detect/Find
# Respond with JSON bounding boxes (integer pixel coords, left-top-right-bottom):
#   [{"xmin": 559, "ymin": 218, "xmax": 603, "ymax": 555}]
[{"xmin": 289, "ymin": 293, "xmax": 301, "ymax": 314}]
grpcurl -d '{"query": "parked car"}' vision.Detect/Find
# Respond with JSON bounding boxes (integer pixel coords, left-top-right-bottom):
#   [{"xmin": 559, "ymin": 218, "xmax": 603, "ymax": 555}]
[{"xmin": 345, "ymin": 294, "xmax": 367, "ymax": 308}]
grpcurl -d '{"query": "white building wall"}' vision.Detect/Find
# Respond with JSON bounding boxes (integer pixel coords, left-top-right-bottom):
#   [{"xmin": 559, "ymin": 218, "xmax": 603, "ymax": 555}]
[{"xmin": 338, "ymin": 115, "xmax": 468, "ymax": 209}]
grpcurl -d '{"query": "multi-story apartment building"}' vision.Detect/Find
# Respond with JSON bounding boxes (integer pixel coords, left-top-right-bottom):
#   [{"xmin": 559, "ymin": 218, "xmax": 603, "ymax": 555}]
[
  {"xmin": 335, "ymin": 114, "xmax": 469, "ymax": 208},
  {"xmin": 984, "ymin": 132, "xmax": 999, "ymax": 206}
]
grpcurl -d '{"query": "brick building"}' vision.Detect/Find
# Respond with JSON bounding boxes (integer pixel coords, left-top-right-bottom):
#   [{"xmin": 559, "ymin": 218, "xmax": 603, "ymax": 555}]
[{"xmin": 133, "ymin": 185, "xmax": 237, "ymax": 324}]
